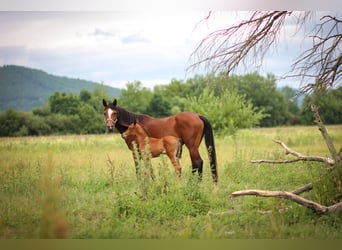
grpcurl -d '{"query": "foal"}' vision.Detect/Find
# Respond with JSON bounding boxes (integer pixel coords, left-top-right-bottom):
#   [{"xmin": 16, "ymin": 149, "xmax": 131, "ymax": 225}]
[{"xmin": 122, "ymin": 121, "xmax": 182, "ymax": 179}]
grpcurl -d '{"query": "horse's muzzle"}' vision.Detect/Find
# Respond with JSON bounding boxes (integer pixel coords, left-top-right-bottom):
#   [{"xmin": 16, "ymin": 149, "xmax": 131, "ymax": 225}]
[{"xmin": 106, "ymin": 126, "xmax": 114, "ymax": 132}]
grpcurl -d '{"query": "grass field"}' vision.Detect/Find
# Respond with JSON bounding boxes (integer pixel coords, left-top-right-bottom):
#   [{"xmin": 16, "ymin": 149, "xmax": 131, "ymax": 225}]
[{"xmin": 0, "ymin": 125, "xmax": 341, "ymax": 238}]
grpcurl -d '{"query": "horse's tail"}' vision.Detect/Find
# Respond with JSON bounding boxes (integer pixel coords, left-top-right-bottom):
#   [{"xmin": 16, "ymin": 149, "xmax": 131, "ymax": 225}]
[
  {"xmin": 176, "ymin": 139, "xmax": 183, "ymax": 159},
  {"xmin": 199, "ymin": 115, "xmax": 218, "ymax": 183}
]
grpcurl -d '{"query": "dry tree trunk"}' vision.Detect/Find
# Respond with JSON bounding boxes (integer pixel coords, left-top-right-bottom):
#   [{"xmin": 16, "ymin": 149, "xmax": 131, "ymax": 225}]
[{"xmin": 231, "ymin": 104, "xmax": 342, "ymax": 215}]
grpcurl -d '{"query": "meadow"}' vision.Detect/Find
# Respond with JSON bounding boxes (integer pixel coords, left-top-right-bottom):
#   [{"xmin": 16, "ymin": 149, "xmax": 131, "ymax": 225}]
[{"xmin": 0, "ymin": 125, "xmax": 341, "ymax": 239}]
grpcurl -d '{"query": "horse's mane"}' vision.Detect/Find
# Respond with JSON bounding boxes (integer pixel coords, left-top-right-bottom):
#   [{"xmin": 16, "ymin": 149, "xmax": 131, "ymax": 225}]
[{"xmin": 109, "ymin": 104, "xmax": 148, "ymax": 132}]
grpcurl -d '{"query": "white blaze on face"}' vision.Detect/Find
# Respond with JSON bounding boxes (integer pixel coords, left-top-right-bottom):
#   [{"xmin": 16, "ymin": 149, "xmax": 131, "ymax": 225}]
[
  {"xmin": 105, "ymin": 108, "xmax": 116, "ymax": 128},
  {"xmin": 107, "ymin": 108, "xmax": 114, "ymax": 119}
]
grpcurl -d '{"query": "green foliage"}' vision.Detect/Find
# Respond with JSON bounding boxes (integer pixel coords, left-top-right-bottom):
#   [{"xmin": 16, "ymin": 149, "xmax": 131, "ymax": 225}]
[
  {"xmin": 118, "ymin": 81, "xmax": 153, "ymax": 113},
  {"xmin": 185, "ymin": 87, "xmax": 267, "ymax": 134},
  {"xmin": 222, "ymin": 73, "xmax": 291, "ymax": 126},
  {"xmin": 0, "ymin": 86, "xmax": 107, "ymax": 136},
  {"xmin": 49, "ymin": 92, "xmax": 81, "ymax": 115},
  {"xmin": 300, "ymin": 87, "xmax": 342, "ymax": 125},
  {"xmin": 0, "ymin": 65, "xmax": 120, "ymax": 112},
  {"xmin": 1, "ymin": 69, "xmax": 340, "ymax": 137},
  {"xmin": 146, "ymin": 94, "xmax": 171, "ymax": 117},
  {"xmin": 0, "ymin": 109, "xmax": 51, "ymax": 136}
]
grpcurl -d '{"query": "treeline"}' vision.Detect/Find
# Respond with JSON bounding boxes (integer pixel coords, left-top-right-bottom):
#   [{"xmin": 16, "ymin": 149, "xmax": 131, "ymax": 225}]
[
  {"xmin": 118, "ymin": 72, "xmax": 342, "ymax": 127},
  {"xmin": 0, "ymin": 86, "xmax": 109, "ymax": 136},
  {"xmin": 0, "ymin": 72, "xmax": 341, "ymax": 137}
]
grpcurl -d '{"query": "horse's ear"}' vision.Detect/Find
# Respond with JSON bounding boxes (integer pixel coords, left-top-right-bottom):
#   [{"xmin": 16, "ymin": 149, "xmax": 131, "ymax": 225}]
[
  {"xmin": 102, "ymin": 99, "xmax": 107, "ymax": 107},
  {"xmin": 133, "ymin": 119, "xmax": 137, "ymax": 125},
  {"xmin": 113, "ymin": 99, "xmax": 117, "ymax": 107}
]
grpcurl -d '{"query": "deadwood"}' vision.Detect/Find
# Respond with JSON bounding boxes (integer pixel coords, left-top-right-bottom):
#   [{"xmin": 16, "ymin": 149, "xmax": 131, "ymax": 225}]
[
  {"xmin": 250, "ymin": 139, "xmax": 335, "ymax": 165},
  {"xmin": 189, "ymin": 11, "xmax": 341, "ymax": 95},
  {"xmin": 286, "ymin": 15, "xmax": 342, "ymax": 95},
  {"xmin": 188, "ymin": 11, "xmax": 292, "ymax": 74},
  {"xmin": 231, "ymin": 189, "xmax": 342, "ymax": 215},
  {"xmin": 291, "ymin": 183, "xmax": 313, "ymax": 195},
  {"xmin": 311, "ymin": 104, "xmax": 341, "ymax": 163},
  {"xmin": 237, "ymin": 104, "xmax": 341, "ymax": 215}
]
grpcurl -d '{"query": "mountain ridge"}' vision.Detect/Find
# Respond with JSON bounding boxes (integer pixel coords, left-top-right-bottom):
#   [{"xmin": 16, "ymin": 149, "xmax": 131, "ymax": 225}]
[{"xmin": 0, "ymin": 65, "xmax": 121, "ymax": 111}]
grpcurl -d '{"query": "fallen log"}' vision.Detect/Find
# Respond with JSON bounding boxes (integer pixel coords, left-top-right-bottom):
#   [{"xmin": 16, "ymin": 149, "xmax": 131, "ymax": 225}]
[
  {"xmin": 231, "ymin": 189, "xmax": 342, "ymax": 215},
  {"xmin": 250, "ymin": 139, "xmax": 335, "ymax": 165}
]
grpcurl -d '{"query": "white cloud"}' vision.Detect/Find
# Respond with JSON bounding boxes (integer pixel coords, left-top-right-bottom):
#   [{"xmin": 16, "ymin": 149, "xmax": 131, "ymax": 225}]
[{"xmin": 1, "ymin": 11, "xmax": 338, "ymax": 90}]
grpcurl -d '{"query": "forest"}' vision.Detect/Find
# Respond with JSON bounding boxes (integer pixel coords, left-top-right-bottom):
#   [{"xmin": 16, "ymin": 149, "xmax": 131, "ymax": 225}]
[{"xmin": 0, "ymin": 72, "xmax": 341, "ymax": 137}]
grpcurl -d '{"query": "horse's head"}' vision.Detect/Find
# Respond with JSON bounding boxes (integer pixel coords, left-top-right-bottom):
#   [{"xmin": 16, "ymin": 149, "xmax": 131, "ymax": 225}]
[
  {"xmin": 122, "ymin": 120, "xmax": 146, "ymax": 139},
  {"xmin": 122, "ymin": 120, "xmax": 138, "ymax": 139},
  {"xmin": 102, "ymin": 99, "xmax": 119, "ymax": 131}
]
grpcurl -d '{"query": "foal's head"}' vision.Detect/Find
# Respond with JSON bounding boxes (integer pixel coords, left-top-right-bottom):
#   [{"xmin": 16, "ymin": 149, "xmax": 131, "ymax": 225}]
[{"xmin": 122, "ymin": 121, "xmax": 147, "ymax": 139}]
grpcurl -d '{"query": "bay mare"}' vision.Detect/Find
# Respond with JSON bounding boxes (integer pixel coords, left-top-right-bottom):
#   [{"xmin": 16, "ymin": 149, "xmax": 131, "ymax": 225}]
[{"xmin": 103, "ymin": 99, "xmax": 218, "ymax": 183}]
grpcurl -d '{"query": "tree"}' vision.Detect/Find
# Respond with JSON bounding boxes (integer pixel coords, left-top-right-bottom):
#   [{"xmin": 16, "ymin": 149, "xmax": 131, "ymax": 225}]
[
  {"xmin": 153, "ymin": 79, "xmax": 191, "ymax": 112},
  {"xmin": 145, "ymin": 94, "xmax": 171, "ymax": 117},
  {"xmin": 279, "ymin": 86, "xmax": 301, "ymax": 125},
  {"xmin": 225, "ymin": 72, "xmax": 289, "ymax": 126},
  {"xmin": 189, "ymin": 11, "xmax": 341, "ymax": 95},
  {"xmin": 190, "ymin": 11, "xmax": 342, "ymax": 215},
  {"xmin": 118, "ymin": 81, "xmax": 153, "ymax": 114},
  {"xmin": 184, "ymin": 87, "xmax": 267, "ymax": 135},
  {"xmin": 79, "ymin": 89, "xmax": 92, "ymax": 103},
  {"xmin": 49, "ymin": 92, "xmax": 81, "ymax": 115},
  {"xmin": 300, "ymin": 87, "xmax": 342, "ymax": 125}
]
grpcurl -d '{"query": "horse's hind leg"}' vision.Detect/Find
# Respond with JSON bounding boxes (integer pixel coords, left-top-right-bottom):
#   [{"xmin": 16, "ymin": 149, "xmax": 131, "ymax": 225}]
[{"xmin": 189, "ymin": 147, "xmax": 203, "ymax": 180}]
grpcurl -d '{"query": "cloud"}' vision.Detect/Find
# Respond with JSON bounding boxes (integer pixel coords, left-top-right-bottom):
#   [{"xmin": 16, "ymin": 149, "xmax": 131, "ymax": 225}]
[
  {"xmin": 2, "ymin": 11, "xmax": 335, "ymax": 90},
  {"xmin": 89, "ymin": 28, "xmax": 116, "ymax": 38},
  {"xmin": 121, "ymin": 33, "xmax": 150, "ymax": 44}
]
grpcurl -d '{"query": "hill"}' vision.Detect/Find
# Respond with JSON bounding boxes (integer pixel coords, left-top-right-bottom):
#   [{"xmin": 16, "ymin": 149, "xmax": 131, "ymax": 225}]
[{"xmin": 0, "ymin": 65, "xmax": 121, "ymax": 111}]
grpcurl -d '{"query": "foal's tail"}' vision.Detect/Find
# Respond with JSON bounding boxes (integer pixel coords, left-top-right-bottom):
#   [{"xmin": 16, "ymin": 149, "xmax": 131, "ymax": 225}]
[{"xmin": 199, "ymin": 115, "xmax": 218, "ymax": 183}]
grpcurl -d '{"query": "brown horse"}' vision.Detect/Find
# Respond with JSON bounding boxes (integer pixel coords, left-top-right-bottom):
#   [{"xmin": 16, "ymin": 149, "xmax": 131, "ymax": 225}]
[
  {"xmin": 122, "ymin": 120, "xmax": 182, "ymax": 179},
  {"xmin": 103, "ymin": 99, "xmax": 218, "ymax": 183}
]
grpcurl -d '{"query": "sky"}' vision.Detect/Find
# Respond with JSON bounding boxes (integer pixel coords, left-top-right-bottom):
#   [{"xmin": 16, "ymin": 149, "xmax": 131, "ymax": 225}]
[{"xmin": 0, "ymin": 6, "xmax": 340, "ymax": 90}]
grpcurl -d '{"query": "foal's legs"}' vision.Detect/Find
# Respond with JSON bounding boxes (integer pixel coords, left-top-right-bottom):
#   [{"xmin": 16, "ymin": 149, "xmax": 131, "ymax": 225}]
[
  {"xmin": 132, "ymin": 151, "xmax": 156, "ymax": 181},
  {"xmin": 131, "ymin": 152, "xmax": 140, "ymax": 175},
  {"xmin": 167, "ymin": 153, "xmax": 182, "ymax": 180}
]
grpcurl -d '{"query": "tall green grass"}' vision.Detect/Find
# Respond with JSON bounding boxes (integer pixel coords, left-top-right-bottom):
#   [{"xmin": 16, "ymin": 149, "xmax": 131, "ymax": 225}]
[{"xmin": 0, "ymin": 126, "xmax": 341, "ymax": 238}]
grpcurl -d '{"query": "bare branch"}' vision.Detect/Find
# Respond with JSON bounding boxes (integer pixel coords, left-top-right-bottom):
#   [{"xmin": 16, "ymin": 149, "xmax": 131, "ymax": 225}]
[
  {"xmin": 188, "ymin": 11, "xmax": 292, "ymax": 75},
  {"xmin": 250, "ymin": 139, "xmax": 335, "ymax": 165},
  {"xmin": 189, "ymin": 11, "xmax": 341, "ymax": 95},
  {"xmin": 290, "ymin": 183, "xmax": 313, "ymax": 195},
  {"xmin": 286, "ymin": 15, "xmax": 342, "ymax": 95},
  {"xmin": 311, "ymin": 104, "xmax": 341, "ymax": 163},
  {"xmin": 231, "ymin": 189, "xmax": 342, "ymax": 215}
]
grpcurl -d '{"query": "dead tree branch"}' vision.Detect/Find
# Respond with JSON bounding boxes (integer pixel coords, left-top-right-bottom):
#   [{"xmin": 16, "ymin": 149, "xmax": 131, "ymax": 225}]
[
  {"xmin": 250, "ymin": 139, "xmax": 335, "ymax": 165},
  {"xmin": 188, "ymin": 11, "xmax": 292, "ymax": 74},
  {"xmin": 231, "ymin": 189, "xmax": 342, "ymax": 215},
  {"xmin": 291, "ymin": 183, "xmax": 313, "ymax": 195},
  {"xmin": 311, "ymin": 104, "xmax": 341, "ymax": 163},
  {"xmin": 286, "ymin": 15, "xmax": 342, "ymax": 95},
  {"xmin": 232, "ymin": 88, "xmax": 341, "ymax": 216},
  {"xmin": 189, "ymin": 11, "xmax": 341, "ymax": 95}
]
